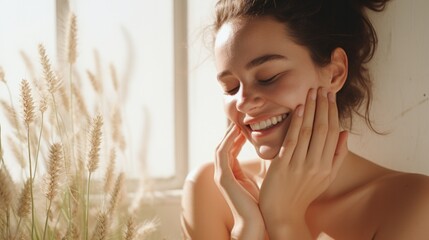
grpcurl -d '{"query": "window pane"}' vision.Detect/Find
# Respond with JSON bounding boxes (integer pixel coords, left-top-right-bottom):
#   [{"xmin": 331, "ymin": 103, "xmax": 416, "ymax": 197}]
[
  {"xmin": 0, "ymin": 1, "xmax": 177, "ymax": 180},
  {"xmin": 71, "ymin": 0, "xmax": 175, "ymax": 178}
]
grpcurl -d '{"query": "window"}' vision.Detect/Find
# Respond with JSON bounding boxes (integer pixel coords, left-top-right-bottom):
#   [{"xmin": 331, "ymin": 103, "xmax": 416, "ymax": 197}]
[{"xmin": 0, "ymin": 0, "xmax": 188, "ymax": 190}]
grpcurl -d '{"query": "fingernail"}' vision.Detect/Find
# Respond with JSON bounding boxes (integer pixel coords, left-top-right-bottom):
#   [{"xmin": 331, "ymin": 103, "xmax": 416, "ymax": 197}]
[
  {"xmin": 328, "ymin": 92, "xmax": 336, "ymax": 102},
  {"xmin": 297, "ymin": 105, "xmax": 304, "ymax": 117}
]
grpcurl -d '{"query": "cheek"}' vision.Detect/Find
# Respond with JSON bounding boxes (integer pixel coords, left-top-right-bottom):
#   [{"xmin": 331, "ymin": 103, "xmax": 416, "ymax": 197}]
[{"xmin": 268, "ymin": 75, "xmax": 318, "ymax": 107}]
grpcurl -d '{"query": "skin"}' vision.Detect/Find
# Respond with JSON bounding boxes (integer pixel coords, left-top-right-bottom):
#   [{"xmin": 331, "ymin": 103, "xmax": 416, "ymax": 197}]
[{"xmin": 181, "ymin": 16, "xmax": 429, "ymax": 240}]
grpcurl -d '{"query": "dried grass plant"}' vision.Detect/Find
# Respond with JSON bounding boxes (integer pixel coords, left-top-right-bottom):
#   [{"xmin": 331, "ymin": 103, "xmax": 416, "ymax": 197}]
[{"xmin": 0, "ymin": 12, "xmax": 158, "ymax": 240}]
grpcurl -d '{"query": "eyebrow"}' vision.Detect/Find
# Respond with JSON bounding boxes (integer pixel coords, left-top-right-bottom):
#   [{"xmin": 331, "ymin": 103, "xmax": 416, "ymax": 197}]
[{"xmin": 217, "ymin": 54, "xmax": 288, "ymax": 80}]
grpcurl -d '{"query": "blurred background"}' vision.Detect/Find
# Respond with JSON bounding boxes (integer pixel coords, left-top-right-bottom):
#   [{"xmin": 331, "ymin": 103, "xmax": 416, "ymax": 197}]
[{"xmin": 0, "ymin": 0, "xmax": 428, "ymax": 239}]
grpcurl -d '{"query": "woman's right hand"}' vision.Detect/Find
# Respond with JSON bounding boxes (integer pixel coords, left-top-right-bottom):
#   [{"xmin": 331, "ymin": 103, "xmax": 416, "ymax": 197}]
[{"xmin": 214, "ymin": 124, "xmax": 266, "ymax": 240}]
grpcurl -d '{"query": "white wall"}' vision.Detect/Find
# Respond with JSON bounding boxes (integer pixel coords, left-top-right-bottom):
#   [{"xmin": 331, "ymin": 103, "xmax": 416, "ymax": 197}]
[{"xmin": 349, "ymin": 0, "xmax": 429, "ymax": 174}]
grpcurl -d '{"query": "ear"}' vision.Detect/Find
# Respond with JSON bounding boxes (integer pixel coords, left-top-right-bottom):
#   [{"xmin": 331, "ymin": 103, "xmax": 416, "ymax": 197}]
[{"xmin": 327, "ymin": 48, "xmax": 348, "ymax": 93}]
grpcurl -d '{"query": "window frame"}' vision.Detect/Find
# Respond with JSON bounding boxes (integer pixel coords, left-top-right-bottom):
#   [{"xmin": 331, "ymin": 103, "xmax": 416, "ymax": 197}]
[{"xmin": 55, "ymin": 0, "xmax": 189, "ymax": 190}]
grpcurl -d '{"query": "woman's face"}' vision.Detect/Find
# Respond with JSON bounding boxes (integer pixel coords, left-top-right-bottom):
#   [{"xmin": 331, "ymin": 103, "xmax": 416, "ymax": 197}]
[{"xmin": 214, "ymin": 17, "xmax": 333, "ymax": 160}]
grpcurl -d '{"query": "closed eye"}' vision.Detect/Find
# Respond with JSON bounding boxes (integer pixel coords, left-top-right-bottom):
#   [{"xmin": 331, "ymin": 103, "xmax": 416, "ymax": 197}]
[
  {"xmin": 224, "ymin": 86, "xmax": 239, "ymax": 95},
  {"xmin": 258, "ymin": 73, "xmax": 280, "ymax": 85}
]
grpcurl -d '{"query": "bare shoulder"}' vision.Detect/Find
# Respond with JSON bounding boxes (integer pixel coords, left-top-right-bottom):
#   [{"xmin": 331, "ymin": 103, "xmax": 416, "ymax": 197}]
[
  {"xmin": 181, "ymin": 162, "xmax": 232, "ymax": 239},
  {"xmin": 372, "ymin": 172, "xmax": 429, "ymax": 239},
  {"xmin": 181, "ymin": 160, "xmax": 260, "ymax": 239}
]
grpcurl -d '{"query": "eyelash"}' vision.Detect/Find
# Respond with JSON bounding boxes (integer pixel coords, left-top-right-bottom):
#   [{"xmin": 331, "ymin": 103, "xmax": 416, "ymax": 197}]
[
  {"xmin": 223, "ymin": 73, "xmax": 282, "ymax": 95},
  {"xmin": 258, "ymin": 74, "xmax": 278, "ymax": 85},
  {"xmin": 224, "ymin": 87, "xmax": 239, "ymax": 95}
]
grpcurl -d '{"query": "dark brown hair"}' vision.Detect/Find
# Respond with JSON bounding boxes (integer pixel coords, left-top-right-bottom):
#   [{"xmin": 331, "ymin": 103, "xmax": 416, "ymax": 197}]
[{"xmin": 212, "ymin": 0, "xmax": 390, "ymax": 132}]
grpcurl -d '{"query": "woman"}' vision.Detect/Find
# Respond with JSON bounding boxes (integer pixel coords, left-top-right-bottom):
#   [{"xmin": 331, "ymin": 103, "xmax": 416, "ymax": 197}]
[{"xmin": 181, "ymin": 0, "xmax": 429, "ymax": 239}]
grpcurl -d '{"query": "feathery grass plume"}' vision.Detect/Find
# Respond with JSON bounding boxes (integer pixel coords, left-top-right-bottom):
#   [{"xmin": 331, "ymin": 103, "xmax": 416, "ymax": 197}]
[
  {"xmin": 0, "ymin": 100, "xmax": 23, "ymax": 141},
  {"xmin": 17, "ymin": 179, "xmax": 32, "ymax": 218},
  {"xmin": 15, "ymin": 178, "xmax": 29, "ymax": 240},
  {"xmin": 91, "ymin": 211, "xmax": 109, "ymax": 240},
  {"xmin": 87, "ymin": 114, "xmax": 103, "ymax": 173},
  {"xmin": 16, "ymin": 231, "xmax": 28, "ymax": 240},
  {"xmin": 123, "ymin": 216, "xmax": 136, "ymax": 240},
  {"xmin": 69, "ymin": 175, "xmax": 80, "ymax": 208},
  {"xmin": 108, "ymin": 172, "xmax": 124, "ymax": 214},
  {"xmin": 38, "ymin": 44, "xmax": 60, "ymax": 94},
  {"xmin": 93, "ymin": 49, "xmax": 103, "ymax": 88},
  {"xmin": 69, "ymin": 176, "xmax": 82, "ymax": 232},
  {"xmin": 0, "ymin": 66, "xmax": 5, "ymax": 83},
  {"xmin": 0, "ymin": 211, "xmax": 6, "ymax": 239},
  {"xmin": 77, "ymin": 151, "xmax": 85, "ymax": 175},
  {"xmin": 86, "ymin": 70, "xmax": 102, "ymax": 94},
  {"xmin": 104, "ymin": 148, "xmax": 116, "ymax": 193},
  {"xmin": 63, "ymin": 222, "xmax": 79, "ymax": 240},
  {"xmin": 59, "ymin": 84, "xmax": 70, "ymax": 111},
  {"xmin": 0, "ymin": 168, "xmax": 14, "ymax": 239},
  {"xmin": 20, "ymin": 79, "xmax": 35, "ymax": 126},
  {"xmin": 21, "ymin": 78, "xmax": 36, "ymax": 227},
  {"xmin": 71, "ymin": 82, "xmax": 90, "ymax": 121},
  {"xmin": 67, "ymin": 13, "xmax": 77, "ymax": 64},
  {"xmin": 109, "ymin": 64, "xmax": 118, "ymax": 91},
  {"xmin": 39, "ymin": 94, "xmax": 48, "ymax": 113},
  {"xmin": 7, "ymin": 137, "xmax": 26, "ymax": 168},
  {"xmin": 85, "ymin": 115, "xmax": 103, "ymax": 240},
  {"xmin": 112, "ymin": 108, "xmax": 126, "ymax": 152},
  {"xmin": 136, "ymin": 218, "xmax": 159, "ymax": 239},
  {"xmin": 43, "ymin": 143, "xmax": 63, "ymax": 240},
  {"xmin": 0, "ymin": 126, "xmax": 3, "ymax": 166},
  {"xmin": 0, "ymin": 168, "xmax": 12, "ymax": 210},
  {"xmin": 66, "ymin": 175, "xmax": 81, "ymax": 229},
  {"xmin": 44, "ymin": 143, "xmax": 63, "ymax": 201}
]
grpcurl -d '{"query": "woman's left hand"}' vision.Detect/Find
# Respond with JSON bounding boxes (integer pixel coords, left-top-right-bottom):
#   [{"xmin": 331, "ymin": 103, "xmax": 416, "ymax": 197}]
[{"xmin": 259, "ymin": 88, "xmax": 349, "ymax": 239}]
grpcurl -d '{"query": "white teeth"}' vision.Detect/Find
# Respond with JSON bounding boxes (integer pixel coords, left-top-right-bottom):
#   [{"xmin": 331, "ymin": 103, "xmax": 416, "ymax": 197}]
[
  {"xmin": 271, "ymin": 117, "xmax": 278, "ymax": 125},
  {"xmin": 249, "ymin": 113, "xmax": 288, "ymax": 131},
  {"xmin": 260, "ymin": 121, "xmax": 267, "ymax": 129}
]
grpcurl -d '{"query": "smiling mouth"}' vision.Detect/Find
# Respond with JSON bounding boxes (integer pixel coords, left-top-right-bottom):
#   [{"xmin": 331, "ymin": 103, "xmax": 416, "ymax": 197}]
[{"xmin": 248, "ymin": 113, "xmax": 289, "ymax": 131}]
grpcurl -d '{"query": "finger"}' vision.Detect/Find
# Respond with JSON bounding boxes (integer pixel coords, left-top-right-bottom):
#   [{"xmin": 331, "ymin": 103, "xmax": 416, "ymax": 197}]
[
  {"xmin": 320, "ymin": 91, "xmax": 340, "ymax": 168},
  {"xmin": 306, "ymin": 88, "xmax": 330, "ymax": 165},
  {"xmin": 289, "ymin": 88, "xmax": 317, "ymax": 167},
  {"xmin": 275, "ymin": 104, "xmax": 305, "ymax": 166},
  {"xmin": 215, "ymin": 124, "xmax": 241, "ymax": 173},
  {"xmin": 230, "ymin": 133, "xmax": 247, "ymax": 176},
  {"xmin": 231, "ymin": 132, "xmax": 246, "ymax": 159}
]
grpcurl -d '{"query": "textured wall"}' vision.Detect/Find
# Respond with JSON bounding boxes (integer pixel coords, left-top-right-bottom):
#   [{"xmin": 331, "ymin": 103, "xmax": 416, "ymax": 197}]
[{"xmin": 349, "ymin": 0, "xmax": 429, "ymax": 174}]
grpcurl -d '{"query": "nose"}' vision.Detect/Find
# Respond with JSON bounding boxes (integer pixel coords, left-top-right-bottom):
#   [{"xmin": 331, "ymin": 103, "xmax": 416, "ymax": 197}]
[{"xmin": 235, "ymin": 85, "xmax": 264, "ymax": 113}]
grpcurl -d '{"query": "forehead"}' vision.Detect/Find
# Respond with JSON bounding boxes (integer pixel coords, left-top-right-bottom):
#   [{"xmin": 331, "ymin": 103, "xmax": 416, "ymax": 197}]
[{"xmin": 214, "ymin": 17, "xmax": 301, "ymax": 68}]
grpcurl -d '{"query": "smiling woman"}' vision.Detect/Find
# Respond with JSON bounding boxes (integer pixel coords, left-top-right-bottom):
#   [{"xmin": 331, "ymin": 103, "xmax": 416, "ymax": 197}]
[{"xmin": 181, "ymin": 0, "xmax": 429, "ymax": 239}]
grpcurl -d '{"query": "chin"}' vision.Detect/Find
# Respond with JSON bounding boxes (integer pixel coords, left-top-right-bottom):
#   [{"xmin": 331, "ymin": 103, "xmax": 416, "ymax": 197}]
[{"xmin": 255, "ymin": 145, "xmax": 280, "ymax": 160}]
